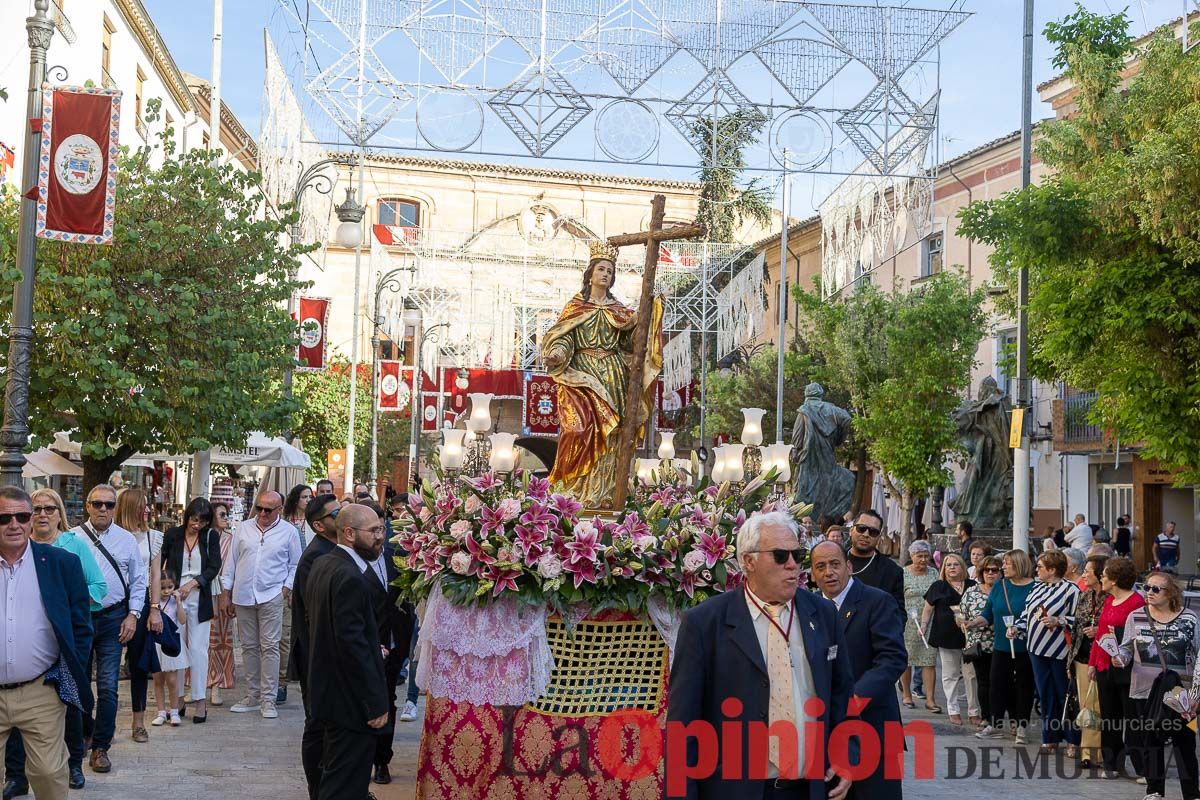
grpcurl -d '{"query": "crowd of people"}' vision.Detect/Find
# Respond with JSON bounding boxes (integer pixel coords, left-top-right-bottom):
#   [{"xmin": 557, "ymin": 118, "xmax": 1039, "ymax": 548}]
[{"xmin": 0, "ymin": 478, "xmax": 417, "ymax": 800}]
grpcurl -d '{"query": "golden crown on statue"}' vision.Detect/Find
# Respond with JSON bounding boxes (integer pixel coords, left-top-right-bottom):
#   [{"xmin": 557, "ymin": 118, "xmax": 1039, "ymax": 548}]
[{"xmin": 588, "ymin": 240, "xmax": 619, "ymax": 263}]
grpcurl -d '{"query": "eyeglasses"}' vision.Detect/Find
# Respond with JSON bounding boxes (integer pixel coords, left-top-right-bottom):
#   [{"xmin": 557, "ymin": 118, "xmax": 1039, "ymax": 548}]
[
  {"xmin": 254, "ymin": 505, "xmax": 281, "ymax": 515},
  {"xmin": 0, "ymin": 513, "xmax": 32, "ymax": 525},
  {"xmin": 983, "ymin": 567, "xmax": 1001, "ymax": 573},
  {"xmin": 31, "ymin": 505, "xmax": 58, "ymax": 515},
  {"xmin": 350, "ymin": 525, "xmax": 386, "ymax": 536},
  {"xmin": 88, "ymin": 500, "xmax": 116, "ymax": 510},
  {"xmin": 854, "ymin": 524, "xmax": 881, "ymax": 536},
  {"xmin": 216, "ymin": 512, "xmax": 228, "ymax": 519},
  {"xmin": 748, "ymin": 548, "xmax": 804, "ymax": 565},
  {"xmin": 1145, "ymin": 584, "xmax": 1167, "ymax": 594}
]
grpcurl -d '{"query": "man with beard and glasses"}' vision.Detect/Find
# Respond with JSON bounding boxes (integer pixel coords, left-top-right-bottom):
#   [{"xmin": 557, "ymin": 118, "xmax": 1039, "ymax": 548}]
[
  {"xmin": 845, "ymin": 509, "xmax": 904, "ymax": 614},
  {"xmin": 304, "ymin": 505, "xmax": 389, "ymax": 800}
]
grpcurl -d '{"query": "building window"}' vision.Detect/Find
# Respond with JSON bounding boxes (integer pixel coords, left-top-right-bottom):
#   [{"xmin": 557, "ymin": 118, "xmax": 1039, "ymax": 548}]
[
  {"xmin": 101, "ymin": 16, "xmax": 115, "ymax": 89},
  {"xmin": 921, "ymin": 232, "xmax": 943, "ymax": 277},
  {"xmin": 135, "ymin": 68, "xmax": 147, "ymax": 140},
  {"xmin": 378, "ymin": 199, "xmax": 420, "ymax": 229}
]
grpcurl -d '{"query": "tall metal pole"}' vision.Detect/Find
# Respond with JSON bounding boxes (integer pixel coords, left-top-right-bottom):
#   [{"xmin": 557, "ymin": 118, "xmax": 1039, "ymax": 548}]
[
  {"xmin": 408, "ymin": 322, "xmax": 423, "ymax": 490},
  {"xmin": 369, "ymin": 323, "xmax": 380, "ymax": 491},
  {"xmin": 1013, "ymin": 0, "xmax": 1034, "ymax": 552},
  {"xmin": 775, "ymin": 150, "xmax": 790, "ymax": 444},
  {"xmin": 345, "ymin": 152, "xmax": 365, "ymax": 496},
  {"xmin": 209, "ymin": 0, "xmax": 222, "ymax": 150},
  {"xmin": 0, "ymin": 2, "xmax": 53, "ymax": 487}
]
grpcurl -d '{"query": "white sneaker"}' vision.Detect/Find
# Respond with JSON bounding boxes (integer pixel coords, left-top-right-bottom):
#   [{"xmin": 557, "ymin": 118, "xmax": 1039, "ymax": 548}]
[
  {"xmin": 1136, "ymin": 778, "xmax": 1148, "ymax": 785},
  {"xmin": 1015, "ymin": 726, "xmax": 1029, "ymax": 745},
  {"xmin": 975, "ymin": 725, "xmax": 1006, "ymax": 739},
  {"xmin": 261, "ymin": 700, "xmax": 278, "ymax": 719},
  {"xmin": 169, "ymin": 710, "xmax": 182, "ymax": 726},
  {"xmin": 399, "ymin": 700, "xmax": 418, "ymax": 722},
  {"xmin": 230, "ymin": 696, "xmax": 261, "ymax": 713},
  {"xmin": 1142, "ymin": 793, "xmax": 1165, "ymax": 800},
  {"xmin": 150, "ymin": 711, "xmax": 168, "ymax": 727}
]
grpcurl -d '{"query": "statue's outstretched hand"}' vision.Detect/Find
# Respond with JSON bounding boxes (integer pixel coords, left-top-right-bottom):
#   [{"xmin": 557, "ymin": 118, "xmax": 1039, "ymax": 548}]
[{"xmin": 544, "ymin": 349, "xmax": 565, "ymax": 370}]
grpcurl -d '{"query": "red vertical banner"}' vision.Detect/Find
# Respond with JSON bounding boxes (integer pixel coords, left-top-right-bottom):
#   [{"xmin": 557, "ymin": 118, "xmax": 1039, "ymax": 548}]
[
  {"xmin": 421, "ymin": 394, "xmax": 440, "ymax": 431},
  {"xmin": 36, "ymin": 86, "xmax": 122, "ymax": 244},
  {"xmin": 296, "ymin": 296, "xmax": 330, "ymax": 371},
  {"xmin": 378, "ymin": 360, "xmax": 406, "ymax": 411},
  {"xmin": 523, "ymin": 373, "xmax": 559, "ymax": 436}
]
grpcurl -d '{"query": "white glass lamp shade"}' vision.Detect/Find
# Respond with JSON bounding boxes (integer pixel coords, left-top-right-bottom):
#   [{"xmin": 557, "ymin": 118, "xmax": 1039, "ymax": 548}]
[
  {"xmin": 740, "ymin": 408, "xmax": 766, "ymax": 447},
  {"xmin": 636, "ymin": 458, "xmax": 659, "ymax": 485},
  {"xmin": 335, "ymin": 220, "xmax": 363, "ymax": 249},
  {"xmin": 710, "ymin": 445, "xmax": 729, "ymax": 483},
  {"xmin": 657, "ymin": 432, "xmax": 676, "ymax": 461},
  {"xmin": 763, "ymin": 442, "xmax": 792, "ymax": 482},
  {"xmin": 466, "ymin": 393, "xmax": 494, "ymax": 432},
  {"xmin": 488, "ymin": 432, "xmax": 519, "ymax": 472},
  {"xmin": 724, "ymin": 444, "xmax": 746, "ymax": 481},
  {"xmin": 440, "ymin": 429, "xmax": 467, "ymax": 470}
]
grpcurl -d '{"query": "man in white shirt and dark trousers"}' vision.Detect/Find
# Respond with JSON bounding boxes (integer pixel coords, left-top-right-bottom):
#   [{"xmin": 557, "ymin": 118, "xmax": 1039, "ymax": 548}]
[
  {"xmin": 70, "ymin": 484, "xmax": 146, "ymax": 775},
  {"xmin": 220, "ymin": 491, "xmax": 300, "ymax": 720}
]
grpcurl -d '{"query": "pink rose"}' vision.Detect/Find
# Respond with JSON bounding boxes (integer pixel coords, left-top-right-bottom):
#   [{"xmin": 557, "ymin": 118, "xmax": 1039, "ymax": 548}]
[
  {"xmin": 537, "ymin": 553, "xmax": 563, "ymax": 580},
  {"xmin": 497, "ymin": 547, "xmax": 515, "ymax": 563},
  {"xmin": 449, "ymin": 520, "xmax": 472, "ymax": 541},
  {"xmin": 683, "ymin": 550, "xmax": 706, "ymax": 574},
  {"xmin": 498, "ymin": 498, "xmax": 522, "ymax": 523},
  {"xmin": 464, "ymin": 495, "xmax": 482, "ymax": 514},
  {"xmin": 450, "ymin": 552, "xmax": 472, "ymax": 575}
]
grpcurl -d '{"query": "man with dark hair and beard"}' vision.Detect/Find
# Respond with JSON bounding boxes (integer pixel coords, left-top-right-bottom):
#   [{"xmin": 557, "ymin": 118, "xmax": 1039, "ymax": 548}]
[
  {"xmin": 304, "ymin": 504, "xmax": 389, "ymax": 800},
  {"xmin": 846, "ymin": 509, "xmax": 904, "ymax": 613}
]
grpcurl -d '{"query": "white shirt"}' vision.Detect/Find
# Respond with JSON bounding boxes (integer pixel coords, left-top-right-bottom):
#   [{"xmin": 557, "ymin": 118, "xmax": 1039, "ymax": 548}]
[
  {"xmin": 1065, "ymin": 522, "xmax": 1093, "ymax": 549},
  {"xmin": 828, "ymin": 577, "xmax": 856, "ymax": 610},
  {"xmin": 220, "ymin": 517, "xmax": 301, "ymax": 606},
  {"xmin": 0, "ymin": 542, "xmax": 59, "ymax": 684},
  {"xmin": 181, "ymin": 538, "xmax": 203, "ymax": 582},
  {"xmin": 338, "ymin": 544, "xmax": 369, "ymax": 573},
  {"xmin": 744, "ymin": 586, "xmax": 814, "ymax": 778},
  {"xmin": 72, "ymin": 522, "xmax": 148, "ymax": 615}
]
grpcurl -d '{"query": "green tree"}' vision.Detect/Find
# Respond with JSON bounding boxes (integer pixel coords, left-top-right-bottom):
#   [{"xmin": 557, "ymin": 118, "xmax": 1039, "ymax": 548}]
[
  {"xmin": 0, "ymin": 101, "xmax": 304, "ymax": 492},
  {"xmin": 691, "ymin": 111, "xmax": 773, "ymax": 244},
  {"xmin": 794, "ymin": 272, "xmax": 988, "ymax": 545},
  {"xmin": 292, "ymin": 355, "xmax": 413, "ymax": 484},
  {"xmin": 688, "ymin": 346, "xmax": 815, "ymax": 445},
  {"xmin": 958, "ymin": 9, "xmax": 1200, "ymax": 480}
]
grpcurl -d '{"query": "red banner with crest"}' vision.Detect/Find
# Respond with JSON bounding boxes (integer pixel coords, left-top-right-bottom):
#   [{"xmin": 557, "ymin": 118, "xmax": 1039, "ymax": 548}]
[
  {"xmin": 377, "ymin": 360, "xmax": 405, "ymax": 411},
  {"xmin": 522, "ymin": 373, "xmax": 559, "ymax": 436},
  {"xmin": 296, "ymin": 296, "xmax": 330, "ymax": 371}
]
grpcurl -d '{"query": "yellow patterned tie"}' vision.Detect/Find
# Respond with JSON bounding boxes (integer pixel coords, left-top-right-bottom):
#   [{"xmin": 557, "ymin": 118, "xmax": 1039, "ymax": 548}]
[{"xmin": 765, "ymin": 603, "xmax": 798, "ymax": 775}]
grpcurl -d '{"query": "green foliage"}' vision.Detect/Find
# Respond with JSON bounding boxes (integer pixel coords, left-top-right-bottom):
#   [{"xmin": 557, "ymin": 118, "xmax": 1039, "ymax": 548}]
[
  {"xmin": 0, "ymin": 88, "xmax": 8, "ymax": 102},
  {"xmin": 692, "ymin": 111, "xmax": 773, "ymax": 244},
  {"xmin": 958, "ymin": 11, "xmax": 1200, "ymax": 481},
  {"xmin": 0, "ymin": 99, "xmax": 304, "ymax": 488},
  {"xmin": 689, "ymin": 346, "xmax": 816, "ymax": 441},
  {"xmin": 793, "ymin": 272, "xmax": 988, "ymax": 533},
  {"xmin": 1043, "ymin": 3, "xmax": 1134, "ymax": 70},
  {"xmin": 292, "ymin": 355, "xmax": 412, "ymax": 484}
]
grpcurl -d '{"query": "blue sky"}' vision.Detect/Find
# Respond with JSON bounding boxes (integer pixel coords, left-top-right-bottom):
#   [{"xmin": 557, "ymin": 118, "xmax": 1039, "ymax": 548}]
[{"xmin": 143, "ymin": 0, "xmax": 1185, "ymax": 200}]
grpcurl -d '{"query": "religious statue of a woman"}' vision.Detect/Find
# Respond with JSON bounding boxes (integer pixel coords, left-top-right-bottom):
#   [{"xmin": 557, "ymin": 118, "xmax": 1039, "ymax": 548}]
[{"xmin": 541, "ymin": 241, "xmax": 663, "ymax": 507}]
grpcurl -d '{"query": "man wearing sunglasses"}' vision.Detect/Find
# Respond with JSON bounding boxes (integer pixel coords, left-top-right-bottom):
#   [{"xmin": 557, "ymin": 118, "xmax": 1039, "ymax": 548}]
[
  {"xmin": 68, "ymin": 484, "xmax": 146, "ymax": 775},
  {"xmin": 218, "ymin": 491, "xmax": 301, "ymax": 720},
  {"xmin": 288, "ymin": 494, "xmax": 341, "ymax": 800},
  {"xmin": 810, "ymin": 541, "xmax": 906, "ymax": 800},
  {"xmin": 668, "ymin": 511, "xmax": 856, "ymax": 800},
  {"xmin": 0, "ymin": 486, "xmax": 93, "ymax": 800},
  {"xmin": 845, "ymin": 510, "xmax": 905, "ymax": 614}
]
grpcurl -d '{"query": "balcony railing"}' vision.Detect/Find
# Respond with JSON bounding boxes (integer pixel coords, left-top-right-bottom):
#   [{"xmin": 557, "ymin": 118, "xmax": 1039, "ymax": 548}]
[
  {"xmin": 1060, "ymin": 387, "xmax": 1102, "ymax": 443},
  {"xmin": 101, "ymin": 68, "xmax": 117, "ymax": 90},
  {"xmin": 136, "ymin": 115, "xmax": 149, "ymax": 142}
]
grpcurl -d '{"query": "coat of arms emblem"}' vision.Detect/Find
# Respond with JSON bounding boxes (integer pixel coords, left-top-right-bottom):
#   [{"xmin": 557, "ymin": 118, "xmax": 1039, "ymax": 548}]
[{"xmin": 53, "ymin": 133, "xmax": 103, "ymax": 195}]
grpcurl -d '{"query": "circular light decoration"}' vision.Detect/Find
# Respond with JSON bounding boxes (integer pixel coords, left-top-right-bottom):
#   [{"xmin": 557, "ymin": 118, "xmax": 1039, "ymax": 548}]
[
  {"xmin": 770, "ymin": 111, "xmax": 833, "ymax": 170},
  {"xmin": 416, "ymin": 89, "xmax": 485, "ymax": 152},
  {"xmin": 596, "ymin": 100, "xmax": 659, "ymax": 163},
  {"xmin": 893, "ymin": 207, "xmax": 910, "ymax": 252}
]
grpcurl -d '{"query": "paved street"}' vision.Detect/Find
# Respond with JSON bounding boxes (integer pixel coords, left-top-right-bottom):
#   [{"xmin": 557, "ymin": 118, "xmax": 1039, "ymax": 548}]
[{"xmin": 69, "ymin": 676, "xmax": 1175, "ymax": 800}]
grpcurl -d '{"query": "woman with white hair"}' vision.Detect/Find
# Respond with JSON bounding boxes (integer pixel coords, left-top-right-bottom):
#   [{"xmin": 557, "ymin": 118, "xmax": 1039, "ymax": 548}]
[
  {"xmin": 901, "ymin": 540, "xmax": 939, "ymax": 712},
  {"xmin": 1059, "ymin": 547, "xmax": 1086, "ymax": 586}
]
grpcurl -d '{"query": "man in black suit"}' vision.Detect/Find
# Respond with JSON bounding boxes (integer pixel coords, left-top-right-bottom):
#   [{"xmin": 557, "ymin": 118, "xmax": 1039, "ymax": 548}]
[
  {"xmin": 845, "ymin": 510, "xmax": 904, "ymax": 613},
  {"xmin": 290, "ymin": 493, "xmax": 341, "ymax": 800},
  {"xmin": 356, "ymin": 502, "xmax": 414, "ymax": 786},
  {"xmin": 811, "ymin": 541, "xmax": 907, "ymax": 800},
  {"xmin": 667, "ymin": 511, "xmax": 855, "ymax": 800},
  {"xmin": 304, "ymin": 503, "xmax": 389, "ymax": 800}
]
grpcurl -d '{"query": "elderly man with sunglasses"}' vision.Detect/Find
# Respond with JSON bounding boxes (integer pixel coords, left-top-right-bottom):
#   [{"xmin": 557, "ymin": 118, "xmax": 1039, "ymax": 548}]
[
  {"xmin": 845, "ymin": 510, "xmax": 905, "ymax": 614},
  {"xmin": 67, "ymin": 484, "xmax": 146, "ymax": 775},
  {"xmin": 667, "ymin": 511, "xmax": 856, "ymax": 800},
  {"xmin": 218, "ymin": 491, "xmax": 301, "ymax": 720}
]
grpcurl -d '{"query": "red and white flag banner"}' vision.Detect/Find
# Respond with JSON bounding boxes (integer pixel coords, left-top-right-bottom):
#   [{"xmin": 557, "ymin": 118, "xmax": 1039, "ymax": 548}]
[
  {"xmin": 296, "ymin": 296, "xmax": 330, "ymax": 372},
  {"xmin": 378, "ymin": 360, "xmax": 409, "ymax": 411},
  {"xmin": 35, "ymin": 86, "xmax": 121, "ymax": 245}
]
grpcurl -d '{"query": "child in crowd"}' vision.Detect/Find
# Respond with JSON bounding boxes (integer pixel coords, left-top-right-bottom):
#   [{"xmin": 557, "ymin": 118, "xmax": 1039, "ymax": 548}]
[{"xmin": 152, "ymin": 570, "xmax": 189, "ymax": 727}]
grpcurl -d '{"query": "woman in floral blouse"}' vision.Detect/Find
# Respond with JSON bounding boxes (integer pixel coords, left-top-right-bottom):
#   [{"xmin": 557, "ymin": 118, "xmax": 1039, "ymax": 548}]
[
  {"xmin": 1068, "ymin": 554, "xmax": 1107, "ymax": 765},
  {"xmin": 959, "ymin": 555, "xmax": 1000, "ymax": 729}
]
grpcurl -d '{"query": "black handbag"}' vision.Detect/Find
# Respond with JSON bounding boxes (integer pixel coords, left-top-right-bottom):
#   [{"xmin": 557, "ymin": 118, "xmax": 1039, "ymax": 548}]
[
  {"xmin": 962, "ymin": 642, "xmax": 987, "ymax": 663},
  {"xmin": 1143, "ymin": 618, "xmax": 1186, "ymax": 741}
]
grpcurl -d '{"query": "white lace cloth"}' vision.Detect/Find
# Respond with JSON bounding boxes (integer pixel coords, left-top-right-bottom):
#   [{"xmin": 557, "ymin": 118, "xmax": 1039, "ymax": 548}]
[
  {"xmin": 416, "ymin": 583, "xmax": 553, "ymax": 706},
  {"xmin": 647, "ymin": 595, "xmax": 683, "ymax": 665}
]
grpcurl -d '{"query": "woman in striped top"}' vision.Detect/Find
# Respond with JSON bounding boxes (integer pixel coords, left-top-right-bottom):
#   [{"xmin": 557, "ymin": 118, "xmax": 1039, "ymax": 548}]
[{"xmin": 1014, "ymin": 550, "xmax": 1080, "ymax": 754}]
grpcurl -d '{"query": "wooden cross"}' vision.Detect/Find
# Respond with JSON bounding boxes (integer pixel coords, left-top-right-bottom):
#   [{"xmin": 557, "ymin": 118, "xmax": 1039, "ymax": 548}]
[{"xmin": 608, "ymin": 194, "xmax": 704, "ymax": 510}]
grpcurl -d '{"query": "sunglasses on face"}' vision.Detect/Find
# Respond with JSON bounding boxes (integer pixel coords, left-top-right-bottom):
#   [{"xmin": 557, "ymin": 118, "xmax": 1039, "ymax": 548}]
[
  {"xmin": 31, "ymin": 505, "xmax": 58, "ymax": 515},
  {"xmin": 0, "ymin": 512, "xmax": 32, "ymax": 525},
  {"xmin": 854, "ymin": 524, "xmax": 881, "ymax": 536},
  {"xmin": 750, "ymin": 548, "xmax": 804, "ymax": 565},
  {"xmin": 983, "ymin": 567, "xmax": 1001, "ymax": 573},
  {"xmin": 1146, "ymin": 584, "xmax": 1167, "ymax": 594},
  {"xmin": 254, "ymin": 505, "xmax": 281, "ymax": 515},
  {"xmin": 89, "ymin": 500, "xmax": 116, "ymax": 510}
]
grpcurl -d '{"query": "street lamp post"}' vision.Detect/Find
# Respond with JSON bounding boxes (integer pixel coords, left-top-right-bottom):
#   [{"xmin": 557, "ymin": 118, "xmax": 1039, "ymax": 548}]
[
  {"xmin": 336, "ymin": 171, "xmax": 366, "ymax": 497},
  {"xmin": 368, "ymin": 266, "xmax": 415, "ymax": 489},
  {"xmin": 0, "ymin": 2, "xmax": 54, "ymax": 487},
  {"xmin": 1012, "ymin": 0, "xmax": 1035, "ymax": 552}
]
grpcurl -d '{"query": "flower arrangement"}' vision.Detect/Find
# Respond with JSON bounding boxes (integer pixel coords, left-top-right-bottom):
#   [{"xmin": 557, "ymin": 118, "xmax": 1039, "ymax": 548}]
[{"xmin": 392, "ymin": 469, "xmax": 812, "ymax": 615}]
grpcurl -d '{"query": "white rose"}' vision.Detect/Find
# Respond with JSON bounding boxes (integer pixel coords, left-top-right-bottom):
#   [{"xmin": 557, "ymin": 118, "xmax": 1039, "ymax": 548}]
[
  {"xmin": 682, "ymin": 550, "xmax": 706, "ymax": 574},
  {"xmin": 538, "ymin": 553, "xmax": 563, "ymax": 580},
  {"xmin": 449, "ymin": 520, "xmax": 473, "ymax": 541},
  {"xmin": 450, "ymin": 551, "xmax": 472, "ymax": 575},
  {"xmin": 499, "ymin": 498, "xmax": 522, "ymax": 522}
]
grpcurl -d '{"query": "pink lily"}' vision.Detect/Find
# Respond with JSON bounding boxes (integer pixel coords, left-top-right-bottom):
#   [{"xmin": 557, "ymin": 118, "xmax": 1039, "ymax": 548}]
[
  {"xmin": 519, "ymin": 502, "xmax": 557, "ymax": 531},
  {"xmin": 486, "ymin": 564, "xmax": 523, "ymax": 597},
  {"xmin": 550, "ymin": 494, "xmax": 582, "ymax": 518},
  {"xmin": 564, "ymin": 525, "xmax": 601, "ymax": 565},
  {"xmin": 527, "ymin": 476, "xmax": 551, "ymax": 500},
  {"xmin": 470, "ymin": 472, "xmax": 500, "ymax": 492},
  {"xmin": 479, "ymin": 505, "xmax": 506, "ymax": 535},
  {"xmin": 464, "ymin": 532, "xmax": 495, "ymax": 573},
  {"xmin": 562, "ymin": 558, "xmax": 598, "ymax": 588},
  {"xmin": 515, "ymin": 525, "xmax": 548, "ymax": 567},
  {"xmin": 696, "ymin": 530, "xmax": 728, "ymax": 569}
]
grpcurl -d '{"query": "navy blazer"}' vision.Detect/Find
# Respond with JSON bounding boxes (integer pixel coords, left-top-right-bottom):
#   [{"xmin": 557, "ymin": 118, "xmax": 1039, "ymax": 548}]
[
  {"xmin": 834, "ymin": 579, "xmax": 907, "ymax": 800},
  {"xmin": 31, "ymin": 541, "xmax": 94, "ymax": 711},
  {"xmin": 667, "ymin": 587, "xmax": 856, "ymax": 800}
]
